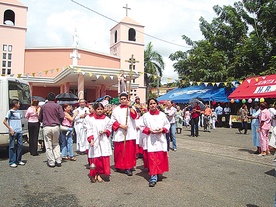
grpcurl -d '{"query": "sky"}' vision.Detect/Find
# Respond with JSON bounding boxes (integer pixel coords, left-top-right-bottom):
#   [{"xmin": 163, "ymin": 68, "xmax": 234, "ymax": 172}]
[{"xmin": 20, "ymin": 0, "xmax": 237, "ymax": 83}]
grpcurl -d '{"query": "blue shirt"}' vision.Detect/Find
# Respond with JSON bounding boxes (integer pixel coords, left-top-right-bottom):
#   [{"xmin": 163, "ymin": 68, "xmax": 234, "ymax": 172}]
[
  {"xmin": 5, "ymin": 109, "xmax": 22, "ymax": 133},
  {"xmin": 215, "ymin": 106, "xmax": 223, "ymax": 115},
  {"xmin": 251, "ymin": 109, "xmax": 260, "ymax": 126}
]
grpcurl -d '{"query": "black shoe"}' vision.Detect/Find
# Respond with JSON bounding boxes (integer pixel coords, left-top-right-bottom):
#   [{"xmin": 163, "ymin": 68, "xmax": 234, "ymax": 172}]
[
  {"xmin": 56, "ymin": 162, "xmax": 62, "ymax": 167},
  {"xmin": 125, "ymin": 170, "xmax": 133, "ymax": 176},
  {"xmin": 149, "ymin": 182, "xmax": 156, "ymax": 187}
]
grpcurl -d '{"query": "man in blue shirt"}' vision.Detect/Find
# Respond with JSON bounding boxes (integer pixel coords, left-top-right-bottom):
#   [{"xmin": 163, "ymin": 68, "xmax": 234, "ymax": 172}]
[
  {"xmin": 215, "ymin": 103, "xmax": 223, "ymax": 127},
  {"xmin": 3, "ymin": 99, "xmax": 25, "ymax": 168}
]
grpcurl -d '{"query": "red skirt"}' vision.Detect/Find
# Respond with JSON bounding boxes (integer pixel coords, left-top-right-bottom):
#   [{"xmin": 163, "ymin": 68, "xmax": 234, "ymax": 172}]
[
  {"xmin": 114, "ymin": 140, "xmax": 136, "ymax": 170},
  {"xmin": 143, "ymin": 150, "xmax": 148, "ymax": 169},
  {"xmin": 89, "ymin": 156, "xmax": 110, "ymax": 177},
  {"xmin": 148, "ymin": 151, "xmax": 169, "ymax": 175},
  {"xmin": 136, "ymin": 144, "xmax": 144, "ymax": 155}
]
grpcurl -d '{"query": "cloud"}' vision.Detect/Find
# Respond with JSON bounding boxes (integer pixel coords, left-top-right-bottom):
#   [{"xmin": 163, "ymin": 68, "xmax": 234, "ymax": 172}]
[{"xmin": 21, "ymin": 0, "xmax": 236, "ymax": 83}]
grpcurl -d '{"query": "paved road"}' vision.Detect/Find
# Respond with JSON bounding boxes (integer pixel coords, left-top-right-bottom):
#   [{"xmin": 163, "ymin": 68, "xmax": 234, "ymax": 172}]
[{"xmin": 0, "ymin": 127, "xmax": 275, "ymax": 207}]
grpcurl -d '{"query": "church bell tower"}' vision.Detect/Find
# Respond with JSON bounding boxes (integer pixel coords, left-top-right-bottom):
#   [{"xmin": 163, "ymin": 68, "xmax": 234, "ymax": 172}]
[
  {"xmin": 0, "ymin": 0, "xmax": 27, "ymax": 76},
  {"xmin": 109, "ymin": 4, "xmax": 146, "ymax": 101}
]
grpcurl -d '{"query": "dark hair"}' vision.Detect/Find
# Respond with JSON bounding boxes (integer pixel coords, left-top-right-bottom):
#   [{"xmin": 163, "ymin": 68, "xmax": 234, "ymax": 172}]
[
  {"xmin": 147, "ymin": 98, "xmax": 158, "ymax": 106},
  {"xmin": 47, "ymin": 92, "xmax": 55, "ymax": 101},
  {"xmin": 242, "ymin": 104, "xmax": 247, "ymax": 109},
  {"xmin": 31, "ymin": 99, "xmax": 39, "ymax": 106},
  {"xmin": 10, "ymin": 99, "xmax": 19, "ymax": 108},
  {"xmin": 119, "ymin": 92, "xmax": 128, "ymax": 98},
  {"xmin": 62, "ymin": 104, "xmax": 70, "ymax": 110},
  {"xmin": 253, "ymin": 102, "xmax": 260, "ymax": 107},
  {"xmin": 93, "ymin": 102, "xmax": 104, "ymax": 110},
  {"xmin": 168, "ymin": 100, "xmax": 173, "ymax": 104},
  {"xmin": 260, "ymin": 102, "xmax": 268, "ymax": 109}
]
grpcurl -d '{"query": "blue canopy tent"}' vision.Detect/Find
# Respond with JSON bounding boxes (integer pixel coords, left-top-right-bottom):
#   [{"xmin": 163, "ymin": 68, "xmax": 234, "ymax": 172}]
[{"xmin": 157, "ymin": 85, "xmax": 233, "ymax": 103}]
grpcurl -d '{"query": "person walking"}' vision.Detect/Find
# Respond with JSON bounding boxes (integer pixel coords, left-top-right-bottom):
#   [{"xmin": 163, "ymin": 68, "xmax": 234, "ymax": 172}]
[
  {"xmin": 175, "ymin": 106, "xmax": 183, "ymax": 134},
  {"xmin": 184, "ymin": 108, "xmax": 191, "ymax": 127},
  {"xmin": 250, "ymin": 102, "xmax": 261, "ymax": 154},
  {"xmin": 73, "ymin": 99, "xmax": 89, "ymax": 155},
  {"xmin": 258, "ymin": 102, "xmax": 271, "ymax": 156},
  {"xmin": 224, "ymin": 103, "xmax": 231, "ymax": 128},
  {"xmin": 25, "ymin": 99, "xmax": 41, "ymax": 156},
  {"xmin": 39, "ymin": 92, "xmax": 64, "ymax": 167},
  {"xmin": 238, "ymin": 104, "xmax": 249, "ymax": 134},
  {"xmin": 269, "ymin": 104, "xmax": 276, "ymax": 152},
  {"xmin": 3, "ymin": 99, "xmax": 25, "ymax": 168},
  {"xmin": 203, "ymin": 104, "xmax": 212, "ymax": 132},
  {"xmin": 164, "ymin": 100, "xmax": 177, "ymax": 151},
  {"xmin": 211, "ymin": 108, "xmax": 217, "ymax": 130},
  {"xmin": 110, "ymin": 92, "xmax": 137, "ymax": 176},
  {"xmin": 142, "ymin": 98, "xmax": 170, "ymax": 187},
  {"xmin": 60, "ymin": 104, "xmax": 78, "ymax": 161},
  {"xmin": 190, "ymin": 102, "xmax": 201, "ymax": 137},
  {"xmin": 84, "ymin": 102, "xmax": 112, "ymax": 183},
  {"xmin": 215, "ymin": 103, "xmax": 223, "ymax": 127}
]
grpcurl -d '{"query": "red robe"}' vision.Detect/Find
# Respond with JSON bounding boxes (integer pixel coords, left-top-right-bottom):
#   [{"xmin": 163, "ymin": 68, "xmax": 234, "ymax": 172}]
[{"xmin": 111, "ymin": 105, "xmax": 137, "ymax": 170}]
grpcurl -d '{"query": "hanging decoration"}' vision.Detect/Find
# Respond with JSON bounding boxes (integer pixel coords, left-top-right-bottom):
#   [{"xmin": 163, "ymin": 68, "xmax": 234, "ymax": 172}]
[{"xmin": 7, "ymin": 64, "xmax": 244, "ymax": 88}]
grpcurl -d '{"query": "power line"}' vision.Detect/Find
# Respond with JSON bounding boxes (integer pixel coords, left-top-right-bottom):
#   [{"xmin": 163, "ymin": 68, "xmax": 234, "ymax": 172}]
[{"xmin": 71, "ymin": 0, "xmax": 192, "ymax": 49}]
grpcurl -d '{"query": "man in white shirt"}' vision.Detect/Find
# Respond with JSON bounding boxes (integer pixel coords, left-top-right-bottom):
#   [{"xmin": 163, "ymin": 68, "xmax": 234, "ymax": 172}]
[
  {"xmin": 73, "ymin": 99, "xmax": 89, "ymax": 154},
  {"xmin": 164, "ymin": 100, "xmax": 176, "ymax": 151},
  {"xmin": 269, "ymin": 104, "xmax": 276, "ymax": 151}
]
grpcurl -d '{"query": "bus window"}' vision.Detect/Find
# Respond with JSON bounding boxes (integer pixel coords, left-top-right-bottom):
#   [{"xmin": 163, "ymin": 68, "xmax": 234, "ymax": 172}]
[{"xmin": 8, "ymin": 80, "xmax": 31, "ymax": 110}]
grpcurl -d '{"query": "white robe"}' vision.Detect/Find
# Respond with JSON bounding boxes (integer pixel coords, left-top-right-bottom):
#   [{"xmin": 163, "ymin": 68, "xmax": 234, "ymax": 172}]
[
  {"xmin": 110, "ymin": 106, "xmax": 137, "ymax": 142},
  {"xmin": 73, "ymin": 106, "xmax": 89, "ymax": 151},
  {"xmin": 136, "ymin": 116, "xmax": 147, "ymax": 149},
  {"xmin": 83, "ymin": 115, "xmax": 112, "ymax": 158},
  {"xmin": 142, "ymin": 111, "xmax": 170, "ymax": 152}
]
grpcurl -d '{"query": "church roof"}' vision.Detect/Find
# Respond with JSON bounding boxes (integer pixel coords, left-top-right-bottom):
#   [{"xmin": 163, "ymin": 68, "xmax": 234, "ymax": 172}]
[
  {"xmin": 0, "ymin": 0, "xmax": 25, "ymax": 7},
  {"xmin": 120, "ymin": 16, "xmax": 143, "ymax": 27}
]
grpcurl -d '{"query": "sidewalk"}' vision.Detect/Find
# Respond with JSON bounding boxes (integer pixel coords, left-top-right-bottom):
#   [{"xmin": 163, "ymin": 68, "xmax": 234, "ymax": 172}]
[{"xmin": 176, "ymin": 127, "xmax": 274, "ymax": 167}]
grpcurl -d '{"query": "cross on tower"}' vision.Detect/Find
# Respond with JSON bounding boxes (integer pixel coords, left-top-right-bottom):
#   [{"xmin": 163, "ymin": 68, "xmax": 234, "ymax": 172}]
[
  {"xmin": 125, "ymin": 54, "xmax": 139, "ymax": 98},
  {"xmin": 123, "ymin": 4, "xmax": 131, "ymax": 16}
]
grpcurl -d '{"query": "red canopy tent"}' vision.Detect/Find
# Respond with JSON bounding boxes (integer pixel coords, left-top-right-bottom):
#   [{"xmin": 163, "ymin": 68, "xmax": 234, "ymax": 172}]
[{"xmin": 228, "ymin": 74, "xmax": 276, "ymax": 99}]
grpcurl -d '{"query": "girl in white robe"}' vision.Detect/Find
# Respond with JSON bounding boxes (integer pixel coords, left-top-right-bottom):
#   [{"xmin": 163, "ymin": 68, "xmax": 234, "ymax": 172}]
[
  {"xmin": 84, "ymin": 102, "xmax": 112, "ymax": 183},
  {"xmin": 135, "ymin": 109, "xmax": 144, "ymax": 158},
  {"xmin": 142, "ymin": 98, "xmax": 170, "ymax": 187}
]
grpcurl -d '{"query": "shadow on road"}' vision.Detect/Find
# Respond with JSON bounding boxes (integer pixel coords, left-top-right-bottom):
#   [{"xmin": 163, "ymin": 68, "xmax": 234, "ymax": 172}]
[{"xmin": 238, "ymin": 148, "xmax": 255, "ymax": 154}]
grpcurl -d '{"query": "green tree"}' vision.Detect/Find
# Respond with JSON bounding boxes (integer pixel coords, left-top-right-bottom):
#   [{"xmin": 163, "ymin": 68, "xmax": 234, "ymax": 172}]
[
  {"xmin": 144, "ymin": 42, "xmax": 164, "ymax": 98},
  {"xmin": 170, "ymin": 0, "xmax": 276, "ymax": 85}
]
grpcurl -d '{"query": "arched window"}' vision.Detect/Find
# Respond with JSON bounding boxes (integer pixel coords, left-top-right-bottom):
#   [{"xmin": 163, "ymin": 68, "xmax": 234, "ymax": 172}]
[
  {"xmin": 128, "ymin": 28, "xmax": 136, "ymax": 41},
  {"xmin": 3, "ymin": 10, "xmax": 15, "ymax": 25},
  {"xmin": 114, "ymin": 30, "xmax": 118, "ymax": 43}
]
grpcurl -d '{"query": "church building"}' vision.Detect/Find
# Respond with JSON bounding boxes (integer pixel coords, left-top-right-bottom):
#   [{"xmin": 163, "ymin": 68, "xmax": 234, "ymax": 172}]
[{"xmin": 0, "ymin": 0, "xmax": 146, "ymax": 102}]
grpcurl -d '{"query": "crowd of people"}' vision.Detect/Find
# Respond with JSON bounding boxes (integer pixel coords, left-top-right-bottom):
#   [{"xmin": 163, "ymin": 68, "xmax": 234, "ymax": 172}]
[{"xmin": 3, "ymin": 93, "xmax": 276, "ymax": 188}]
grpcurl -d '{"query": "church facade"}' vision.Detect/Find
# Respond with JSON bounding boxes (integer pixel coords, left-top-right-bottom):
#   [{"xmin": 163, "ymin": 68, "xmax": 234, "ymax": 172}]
[{"xmin": 0, "ymin": 0, "xmax": 146, "ymax": 102}]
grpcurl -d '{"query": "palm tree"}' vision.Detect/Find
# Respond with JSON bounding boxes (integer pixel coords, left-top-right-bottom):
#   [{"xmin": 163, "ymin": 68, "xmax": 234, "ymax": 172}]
[{"xmin": 144, "ymin": 42, "xmax": 164, "ymax": 99}]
